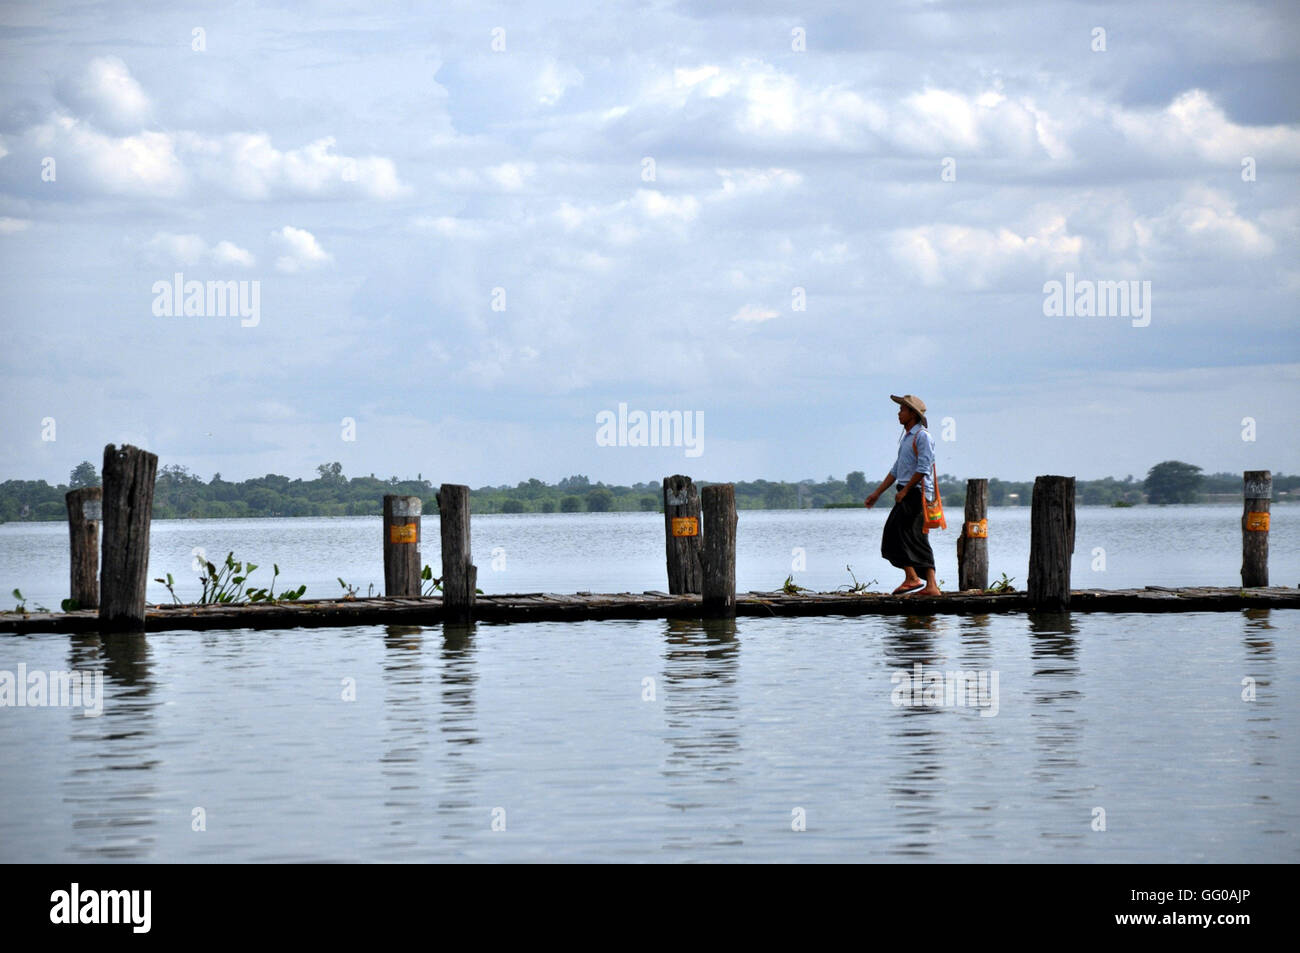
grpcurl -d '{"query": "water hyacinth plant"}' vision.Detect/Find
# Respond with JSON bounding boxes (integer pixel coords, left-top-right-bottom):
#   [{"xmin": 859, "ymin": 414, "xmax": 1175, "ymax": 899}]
[{"xmin": 155, "ymin": 552, "xmax": 306, "ymax": 606}]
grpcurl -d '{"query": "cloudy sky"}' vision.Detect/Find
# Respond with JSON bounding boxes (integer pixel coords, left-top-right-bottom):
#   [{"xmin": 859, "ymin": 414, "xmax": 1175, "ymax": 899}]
[{"xmin": 1, "ymin": 0, "xmax": 1297, "ymax": 489}]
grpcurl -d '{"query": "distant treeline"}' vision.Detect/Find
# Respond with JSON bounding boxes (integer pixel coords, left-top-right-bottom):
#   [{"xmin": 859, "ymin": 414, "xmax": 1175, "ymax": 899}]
[{"xmin": 0, "ymin": 460, "xmax": 1294, "ymax": 522}]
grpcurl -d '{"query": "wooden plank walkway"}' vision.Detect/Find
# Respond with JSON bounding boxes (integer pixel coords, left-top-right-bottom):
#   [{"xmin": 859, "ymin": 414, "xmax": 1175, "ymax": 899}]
[{"xmin": 1, "ymin": 586, "xmax": 1297, "ymax": 634}]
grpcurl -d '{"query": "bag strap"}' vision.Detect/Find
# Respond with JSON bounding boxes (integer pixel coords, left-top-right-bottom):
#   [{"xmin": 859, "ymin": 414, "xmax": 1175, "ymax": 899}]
[{"xmin": 912, "ymin": 430, "xmax": 941, "ymax": 504}]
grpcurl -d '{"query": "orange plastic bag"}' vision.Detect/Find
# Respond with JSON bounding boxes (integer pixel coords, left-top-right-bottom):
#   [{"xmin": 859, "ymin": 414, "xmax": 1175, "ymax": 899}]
[{"xmin": 913, "ymin": 432, "xmax": 946, "ymax": 532}]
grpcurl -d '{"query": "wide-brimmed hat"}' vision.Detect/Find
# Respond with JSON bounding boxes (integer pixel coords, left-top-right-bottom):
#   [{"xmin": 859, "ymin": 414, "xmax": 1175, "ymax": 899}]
[{"xmin": 890, "ymin": 394, "xmax": 927, "ymax": 427}]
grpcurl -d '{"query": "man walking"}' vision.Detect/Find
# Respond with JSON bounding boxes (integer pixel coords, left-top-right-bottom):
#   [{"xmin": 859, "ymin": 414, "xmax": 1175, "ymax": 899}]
[{"xmin": 864, "ymin": 394, "xmax": 941, "ymax": 596}]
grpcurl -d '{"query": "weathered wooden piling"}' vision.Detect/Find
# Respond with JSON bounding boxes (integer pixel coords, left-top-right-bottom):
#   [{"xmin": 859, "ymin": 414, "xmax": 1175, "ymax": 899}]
[
  {"xmin": 99, "ymin": 444, "xmax": 158, "ymax": 630},
  {"xmin": 438, "ymin": 484, "xmax": 476, "ymax": 622},
  {"xmin": 700, "ymin": 484, "xmax": 737, "ymax": 618},
  {"xmin": 956, "ymin": 478, "xmax": 988, "ymax": 591},
  {"xmin": 383, "ymin": 495, "xmax": 422, "ymax": 597},
  {"xmin": 1242, "ymin": 470, "xmax": 1271, "ymax": 588},
  {"xmin": 1028, "ymin": 475, "xmax": 1075, "ymax": 610},
  {"xmin": 65, "ymin": 487, "xmax": 101, "ymax": 610},
  {"xmin": 662, "ymin": 475, "xmax": 702, "ymax": 594}
]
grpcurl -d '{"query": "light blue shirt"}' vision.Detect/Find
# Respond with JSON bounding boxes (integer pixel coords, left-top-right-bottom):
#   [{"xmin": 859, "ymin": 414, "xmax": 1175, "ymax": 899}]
[{"xmin": 891, "ymin": 423, "xmax": 935, "ymax": 497}]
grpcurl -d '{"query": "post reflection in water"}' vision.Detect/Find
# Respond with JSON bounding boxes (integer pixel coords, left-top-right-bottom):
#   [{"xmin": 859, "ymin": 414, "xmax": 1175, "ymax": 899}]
[
  {"xmin": 659, "ymin": 617, "xmax": 742, "ymax": 852},
  {"xmin": 881, "ymin": 614, "xmax": 946, "ymax": 858},
  {"xmin": 1241, "ymin": 609, "xmax": 1277, "ymax": 784},
  {"xmin": 379, "ymin": 625, "xmax": 428, "ymax": 852},
  {"xmin": 65, "ymin": 630, "xmax": 158, "ymax": 860},
  {"xmin": 1027, "ymin": 611, "xmax": 1085, "ymax": 846},
  {"xmin": 956, "ymin": 613, "xmax": 1003, "ymax": 846},
  {"xmin": 436, "ymin": 622, "xmax": 479, "ymax": 837}
]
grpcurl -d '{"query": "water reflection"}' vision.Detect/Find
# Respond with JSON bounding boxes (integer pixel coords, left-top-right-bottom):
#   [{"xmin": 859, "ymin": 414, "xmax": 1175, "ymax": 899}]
[
  {"xmin": 881, "ymin": 615, "xmax": 947, "ymax": 857},
  {"xmin": 436, "ymin": 622, "xmax": 479, "ymax": 836},
  {"xmin": 65, "ymin": 631, "xmax": 158, "ymax": 860},
  {"xmin": 380, "ymin": 626, "xmax": 427, "ymax": 851},
  {"xmin": 1242, "ymin": 608, "xmax": 1275, "ymax": 659},
  {"xmin": 959, "ymin": 614, "xmax": 993, "ymax": 657},
  {"xmin": 1240, "ymin": 610, "xmax": 1277, "ymax": 786},
  {"xmin": 1026, "ymin": 612, "xmax": 1084, "ymax": 844},
  {"xmin": 660, "ymin": 617, "xmax": 742, "ymax": 851},
  {"xmin": 955, "ymin": 614, "xmax": 1002, "ymax": 848}
]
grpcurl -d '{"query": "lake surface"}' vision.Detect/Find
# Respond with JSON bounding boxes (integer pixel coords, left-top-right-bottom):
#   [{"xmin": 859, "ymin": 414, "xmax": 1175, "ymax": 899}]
[
  {"xmin": 2, "ymin": 504, "xmax": 1297, "ymax": 607},
  {"xmin": 1, "ymin": 506, "xmax": 1297, "ymax": 862}
]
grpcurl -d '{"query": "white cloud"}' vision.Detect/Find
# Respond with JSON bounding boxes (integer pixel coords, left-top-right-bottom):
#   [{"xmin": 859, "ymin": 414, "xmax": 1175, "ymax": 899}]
[
  {"xmin": 1116, "ymin": 89, "xmax": 1300, "ymax": 164},
  {"xmin": 57, "ymin": 56, "xmax": 151, "ymax": 131},
  {"xmin": 411, "ymin": 215, "xmax": 492, "ymax": 239},
  {"xmin": 1135, "ymin": 187, "xmax": 1275, "ymax": 259},
  {"xmin": 271, "ymin": 226, "xmax": 332, "ymax": 273},
  {"xmin": 632, "ymin": 188, "xmax": 699, "ymax": 222},
  {"xmin": 211, "ymin": 240, "xmax": 256, "ymax": 267},
  {"xmin": 634, "ymin": 61, "xmax": 1300, "ymax": 172},
  {"xmin": 731, "ymin": 304, "xmax": 780, "ymax": 323},
  {"xmin": 536, "ymin": 58, "xmax": 583, "ymax": 106},
  {"xmin": 0, "ymin": 217, "xmax": 31, "ymax": 234},
  {"xmin": 29, "ymin": 115, "xmax": 186, "ymax": 196},
  {"xmin": 550, "ymin": 188, "xmax": 701, "ymax": 235},
  {"xmin": 485, "ymin": 161, "xmax": 536, "ymax": 191},
  {"xmin": 146, "ymin": 232, "xmax": 207, "ymax": 265},
  {"xmin": 145, "ymin": 233, "xmax": 256, "ymax": 267},
  {"xmin": 711, "ymin": 167, "xmax": 803, "ymax": 199},
  {"xmin": 640, "ymin": 61, "xmax": 1045, "ymax": 154},
  {"xmin": 892, "ymin": 216, "xmax": 1083, "ymax": 289},
  {"xmin": 183, "ymin": 133, "xmax": 408, "ymax": 200},
  {"xmin": 14, "ymin": 117, "xmax": 406, "ymax": 200}
]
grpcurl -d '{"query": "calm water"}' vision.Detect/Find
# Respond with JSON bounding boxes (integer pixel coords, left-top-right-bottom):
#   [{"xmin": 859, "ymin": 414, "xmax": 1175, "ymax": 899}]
[
  {"xmin": 2, "ymin": 504, "xmax": 1297, "ymax": 606},
  {"xmin": 1, "ymin": 507, "xmax": 1297, "ymax": 862}
]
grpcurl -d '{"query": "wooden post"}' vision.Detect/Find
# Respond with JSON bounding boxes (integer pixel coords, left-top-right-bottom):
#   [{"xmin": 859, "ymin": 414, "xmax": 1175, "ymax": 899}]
[
  {"xmin": 1028, "ymin": 475, "xmax": 1075, "ymax": 610},
  {"xmin": 1242, "ymin": 470, "xmax": 1271, "ymax": 588},
  {"xmin": 956, "ymin": 479, "xmax": 989, "ymax": 591},
  {"xmin": 438, "ymin": 484, "xmax": 476, "ymax": 622},
  {"xmin": 383, "ymin": 495, "xmax": 422, "ymax": 597},
  {"xmin": 99, "ymin": 444, "xmax": 158, "ymax": 630},
  {"xmin": 701, "ymin": 484, "xmax": 737, "ymax": 618},
  {"xmin": 663, "ymin": 475, "xmax": 702, "ymax": 594},
  {"xmin": 65, "ymin": 487, "xmax": 102, "ymax": 609}
]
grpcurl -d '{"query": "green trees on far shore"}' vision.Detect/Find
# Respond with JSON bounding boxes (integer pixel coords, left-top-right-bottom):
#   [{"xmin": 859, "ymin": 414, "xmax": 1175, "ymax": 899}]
[
  {"xmin": 0, "ymin": 460, "xmax": 1294, "ymax": 522},
  {"xmin": 1144, "ymin": 461, "xmax": 1204, "ymax": 504}
]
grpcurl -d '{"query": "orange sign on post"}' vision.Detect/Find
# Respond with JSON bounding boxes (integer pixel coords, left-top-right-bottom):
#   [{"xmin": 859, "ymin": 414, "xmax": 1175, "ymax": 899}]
[
  {"xmin": 671, "ymin": 517, "xmax": 699, "ymax": 537},
  {"xmin": 390, "ymin": 523, "xmax": 419, "ymax": 544},
  {"xmin": 1245, "ymin": 512, "xmax": 1270, "ymax": 532}
]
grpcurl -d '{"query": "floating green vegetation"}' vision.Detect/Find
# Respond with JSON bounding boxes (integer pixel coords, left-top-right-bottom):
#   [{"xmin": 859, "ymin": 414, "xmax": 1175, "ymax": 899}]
[
  {"xmin": 837, "ymin": 565, "xmax": 878, "ymax": 594},
  {"xmin": 337, "ymin": 577, "xmax": 375, "ymax": 600},
  {"xmin": 156, "ymin": 553, "xmax": 306, "ymax": 605},
  {"xmin": 421, "ymin": 565, "xmax": 442, "ymax": 597},
  {"xmin": 10, "ymin": 588, "xmax": 48, "ymax": 614},
  {"xmin": 986, "ymin": 572, "xmax": 1016, "ymax": 594},
  {"xmin": 780, "ymin": 575, "xmax": 811, "ymax": 595}
]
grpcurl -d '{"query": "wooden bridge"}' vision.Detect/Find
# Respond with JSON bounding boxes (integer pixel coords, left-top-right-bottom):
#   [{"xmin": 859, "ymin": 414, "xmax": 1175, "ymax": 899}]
[
  {"xmin": 3, "ymin": 586, "xmax": 1296, "ymax": 635},
  {"xmin": 1, "ymin": 444, "xmax": 1285, "ymax": 635}
]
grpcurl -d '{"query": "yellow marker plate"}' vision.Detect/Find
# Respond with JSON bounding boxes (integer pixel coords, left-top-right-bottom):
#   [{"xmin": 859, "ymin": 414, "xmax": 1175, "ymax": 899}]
[
  {"xmin": 671, "ymin": 516, "xmax": 699, "ymax": 537},
  {"xmin": 965, "ymin": 518, "xmax": 988, "ymax": 538},
  {"xmin": 390, "ymin": 523, "xmax": 419, "ymax": 544},
  {"xmin": 1245, "ymin": 512, "xmax": 1270, "ymax": 532}
]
